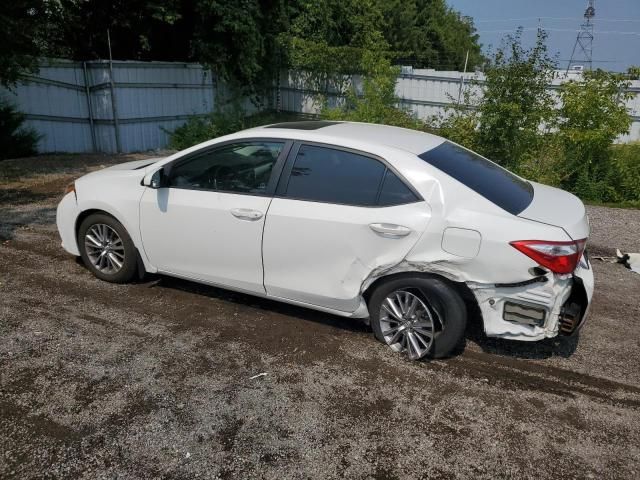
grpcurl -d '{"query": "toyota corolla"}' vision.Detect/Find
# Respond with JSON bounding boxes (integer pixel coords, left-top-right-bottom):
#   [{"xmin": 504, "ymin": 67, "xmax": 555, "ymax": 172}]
[{"xmin": 56, "ymin": 121, "xmax": 594, "ymax": 360}]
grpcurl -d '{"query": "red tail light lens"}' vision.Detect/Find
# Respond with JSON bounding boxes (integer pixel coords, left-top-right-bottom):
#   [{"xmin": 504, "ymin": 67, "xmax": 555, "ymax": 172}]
[{"xmin": 510, "ymin": 239, "xmax": 587, "ymax": 274}]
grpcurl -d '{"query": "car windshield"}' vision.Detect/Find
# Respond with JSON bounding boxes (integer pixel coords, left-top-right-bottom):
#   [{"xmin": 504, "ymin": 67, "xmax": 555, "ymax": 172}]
[{"xmin": 418, "ymin": 142, "xmax": 534, "ymax": 215}]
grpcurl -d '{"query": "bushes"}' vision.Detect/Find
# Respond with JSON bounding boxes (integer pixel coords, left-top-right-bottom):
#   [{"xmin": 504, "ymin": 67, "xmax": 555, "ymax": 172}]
[
  {"xmin": 168, "ymin": 109, "xmax": 306, "ymax": 150},
  {"xmin": 0, "ymin": 99, "xmax": 39, "ymax": 160},
  {"xmin": 432, "ymin": 29, "xmax": 637, "ymax": 205},
  {"xmin": 168, "ymin": 109, "xmax": 246, "ymax": 151},
  {"xmin": 555, "ymin": 70, "xmax": 632, "ymax": 202},
  {"xmin": 320, "ymin": 30, "xmax": 427, "ymax": 131},
  {"xmin": 610, "ymin": 143, "xmax": 640, "ymax": 203}
]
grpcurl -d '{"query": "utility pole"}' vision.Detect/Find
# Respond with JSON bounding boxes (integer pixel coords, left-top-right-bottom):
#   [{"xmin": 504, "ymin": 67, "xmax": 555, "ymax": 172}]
[
  {"xmin": 457, "ymin": 50, "xmax": 470, "ymax": 104},
  {"xmin": 566, "ymin": 1, "xmax": 596, "ymax": 74},
  {"xmin": 107, "ymin": 29, "xmax": 122, "ymax": 154}
]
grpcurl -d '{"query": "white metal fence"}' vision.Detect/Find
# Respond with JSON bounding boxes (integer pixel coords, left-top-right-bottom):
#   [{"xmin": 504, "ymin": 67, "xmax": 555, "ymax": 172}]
[
  {"xmin": 276, "ymin": 68, "xmax": 640, "ymax": 143},
  {"xmin": 0, "ymin": 60, "xmax": 216, "ymax": 153},
  {"xmin": 3, "ymin": 60, "xmax": 640, "ymax": 154}
]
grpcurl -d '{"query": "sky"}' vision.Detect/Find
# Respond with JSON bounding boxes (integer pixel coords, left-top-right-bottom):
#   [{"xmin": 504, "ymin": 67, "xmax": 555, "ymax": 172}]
[{"xmin": 447, "ymin": 0, "xmax": 640, "ymax": 72}]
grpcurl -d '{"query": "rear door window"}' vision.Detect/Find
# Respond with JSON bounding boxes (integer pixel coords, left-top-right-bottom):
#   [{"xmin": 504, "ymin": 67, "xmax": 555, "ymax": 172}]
[
  {"xmin": 418, "ymin": 142, "xmax": 533, "ymax": 215},
  {"xmin": 378, "ymin": 170, "xmax": 419, "ymax": 206},
  {"xmin": 284, "ymin": 145, "xmax": 386, "ymax": 206}
]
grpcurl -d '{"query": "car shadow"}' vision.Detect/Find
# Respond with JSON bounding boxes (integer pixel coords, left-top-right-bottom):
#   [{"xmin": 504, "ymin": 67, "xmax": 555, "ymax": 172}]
[
  {"xmin": 77, "ymin": 265, "xmax": 578, "ymax": 361},
  {"xmin": 140, "ymin": 274, "xmax": 371, "ymax": 334}
]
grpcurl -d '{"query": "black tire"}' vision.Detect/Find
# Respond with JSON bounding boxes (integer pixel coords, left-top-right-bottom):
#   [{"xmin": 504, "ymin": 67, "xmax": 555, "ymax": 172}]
[
  {"xmin": 368, "ymin": 275, "xmax": 467, "ymax": 359},
  {"xmin": 77, "ymin": 213, "xmax": 137, "ymax": 283}
]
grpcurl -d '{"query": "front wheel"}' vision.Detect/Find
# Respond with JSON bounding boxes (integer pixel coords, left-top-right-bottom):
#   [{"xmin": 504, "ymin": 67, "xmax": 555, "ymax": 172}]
[
  {"xmin": 77, "ymin": 213, "xmax": 137, "ymax": 283},
  {"xmin": 368, "ymin": 276, "xmax": 467, "ymax": 360}
]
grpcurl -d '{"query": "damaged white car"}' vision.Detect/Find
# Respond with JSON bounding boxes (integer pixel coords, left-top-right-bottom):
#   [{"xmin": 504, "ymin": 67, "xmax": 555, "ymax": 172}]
[{"xmin": 56, "ymin": 121, "xmax": 594, "ymax": 360}]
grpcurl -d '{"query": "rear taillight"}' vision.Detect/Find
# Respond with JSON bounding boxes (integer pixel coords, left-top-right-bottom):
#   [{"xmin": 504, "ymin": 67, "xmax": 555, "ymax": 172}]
[{"xmin": 510, "ymin": 239, "xmax": 587, "ymax": 274}]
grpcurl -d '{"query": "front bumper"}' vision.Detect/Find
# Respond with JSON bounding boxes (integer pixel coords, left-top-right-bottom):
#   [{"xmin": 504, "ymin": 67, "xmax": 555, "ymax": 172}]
[
  {"xmin": 471, "ymin": 255, "xmax": 594, "ymax": 341},
  {"xmin": 56, "ymin": 192, "xmax": 81, "ymax": 256}
]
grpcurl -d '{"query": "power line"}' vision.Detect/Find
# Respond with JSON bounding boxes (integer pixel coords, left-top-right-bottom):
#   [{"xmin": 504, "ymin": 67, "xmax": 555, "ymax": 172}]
[
  {"xmin": 475, "ymin": 17, "xmax": 640, "ymax": 23},
  {"xmin": 478, "ymin": 28, "xmax": 640, "ymax": 36}
]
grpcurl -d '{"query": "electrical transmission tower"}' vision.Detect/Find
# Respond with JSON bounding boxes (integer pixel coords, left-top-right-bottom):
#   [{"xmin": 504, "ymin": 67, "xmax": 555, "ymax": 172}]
[{"xmin": 567, "ymin": 1, "xmax": 596, "ymax": 73}]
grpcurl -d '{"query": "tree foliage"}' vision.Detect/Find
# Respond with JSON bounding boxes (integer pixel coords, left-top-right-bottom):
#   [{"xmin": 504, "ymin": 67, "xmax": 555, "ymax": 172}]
[
  {"xmin": 433, "ymin": 30, "xmax": 635, "ymax": 204},
  {"xmin": 0, "ymin": 0, "xmax": 62, "ymax": 87},
  {"xmin": 557, "ymin": 70, "xmax": 632, "ymax": 200},
  {"xmin": 321, "ymin": 29, "xmax": 425, "ymax": 130},
  {"xmin": 0, "ymin": 99, "xmax": 40, "ymax": 160},
  {"xmin": 0, "ymin": 0, "xmax": 483, "ymax": 94},
  {"xmin": 380, "ymin": 0, "xmax": 482, "ymax": 70},
  {"xmin": 474, "ymin": 28, "xmax": 556, "ymax": 169}
]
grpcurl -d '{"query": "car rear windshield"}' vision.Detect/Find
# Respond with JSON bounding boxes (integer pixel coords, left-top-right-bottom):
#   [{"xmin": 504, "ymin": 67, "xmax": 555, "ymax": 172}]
[{"xmin": 418, "ymin": 142, "xmax": 533, "ymax": 215}]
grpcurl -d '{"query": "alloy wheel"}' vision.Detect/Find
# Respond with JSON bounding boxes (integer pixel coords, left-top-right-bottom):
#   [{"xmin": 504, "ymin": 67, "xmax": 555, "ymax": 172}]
[
  {"xmin": 379, "ymin": 290, "xmax": 442, "ymax": 360},
  {"xmin": 84, "ymin": 223, "xmax": 126, "ymax": 274}
]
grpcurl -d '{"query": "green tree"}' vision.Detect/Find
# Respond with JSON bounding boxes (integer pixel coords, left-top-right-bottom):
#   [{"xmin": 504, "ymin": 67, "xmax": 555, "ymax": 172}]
[
  {"xmin": 0, "ymin": 99, "xmax": 40, "ymax": 160},
  {"xmin": 557, "ymin": 70, "xmax": 632, "ymax": 201},
  {"xmin": 282, "ymin": 0, "xmax": 383, "ymax": 99},
  {"xmin": 378, "ymin": 0, "xmax": 483, "ymax": 70},
  {"xmin": 0, "ymin": 0, "xmax": 62, "ymax": 86},
  {"xmin": 321, "ymin": 28, "xmax": 424, "ymax": 130},
  {"xmin": 474, "ymin": 28, "xmax": 557, "ymax": 169},
  {"xmin": 627, "ymin": 66, "xmax": 640, "ymax": 80}
]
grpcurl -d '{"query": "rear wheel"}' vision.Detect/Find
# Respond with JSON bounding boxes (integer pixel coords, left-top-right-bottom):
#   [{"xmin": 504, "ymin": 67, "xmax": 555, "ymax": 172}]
[
  {"xmin": 368, "ymin": 276, "xmax": 467, "ymax": 360},
  {"xmin": 78, "ymin": 213, "xmax": 137, "ymax": 283}
]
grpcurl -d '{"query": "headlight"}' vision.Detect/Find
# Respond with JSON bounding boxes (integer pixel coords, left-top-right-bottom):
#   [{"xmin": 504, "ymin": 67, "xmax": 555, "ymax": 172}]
[{"xmin": 64, "ymin": 182, "xmax": 76, "ymax": 195}]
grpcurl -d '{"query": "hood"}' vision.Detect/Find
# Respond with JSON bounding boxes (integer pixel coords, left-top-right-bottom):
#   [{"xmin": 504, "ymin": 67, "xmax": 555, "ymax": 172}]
[
  {"xmin": 76, "ymin": 158, "xmax": 164, "ymax": 188},
  {"xmin": 103, "ymin": 158, "xmax": 163, "ymax": 171},
  {"xmin": 517, "ymin": 182, "xmax": 589, "ymax": 240}
]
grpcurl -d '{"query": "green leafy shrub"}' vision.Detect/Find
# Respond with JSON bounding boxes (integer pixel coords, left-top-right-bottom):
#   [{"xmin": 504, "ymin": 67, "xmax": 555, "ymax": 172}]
[
  {"xmin": 168, "ymin": 108, "xmax": 306, "ymax": 150},
  {"xmin": 432, "ymin": 29, "xmax": 637, "ymax": 206},
  {"xmin": 168, "ymin": 108, "xmax": 246, "ymax": 150},
  {"xmin": 610, "ymin": 142, "xmax": 640, "ymax": 202},
  {"xmin": 473, "ymin": 28, "xmax": 557, "ymax": 170},
  {"xmin": 321, "ymin": 31, "xmax": 426, "ymax": 130},
  {"xmin": 556, "ymin": 70, "xmax": 632, "ymax": 202},
  {"xmin": 0, "ymin": 99, "xmax": 39, "ymax": 160}
]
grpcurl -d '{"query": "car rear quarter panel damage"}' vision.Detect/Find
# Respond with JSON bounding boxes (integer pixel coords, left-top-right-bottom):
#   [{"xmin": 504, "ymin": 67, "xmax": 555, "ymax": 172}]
[{"xmin": 355, "ymin": 153, "xmax": 590, "ymax": 340}]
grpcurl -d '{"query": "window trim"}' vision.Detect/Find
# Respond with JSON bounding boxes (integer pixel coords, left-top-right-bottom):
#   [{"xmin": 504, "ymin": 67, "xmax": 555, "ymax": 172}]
[
  {"xmin": 163, "ymin": 138, "xmax": 293, "ymax": 197},
  {"xmin": 274, "ymin": 141, "xmax": 423, "ymax": 208}
]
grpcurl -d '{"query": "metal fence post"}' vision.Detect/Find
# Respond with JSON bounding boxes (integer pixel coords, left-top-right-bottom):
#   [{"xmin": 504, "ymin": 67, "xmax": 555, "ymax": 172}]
[
  {"xmin": 82, "ymin": 62, "xmax": 97, "ymax": 152},
  {"xmin": 107, "ymin": 30, "xmax": 122, "ymax": 153}
]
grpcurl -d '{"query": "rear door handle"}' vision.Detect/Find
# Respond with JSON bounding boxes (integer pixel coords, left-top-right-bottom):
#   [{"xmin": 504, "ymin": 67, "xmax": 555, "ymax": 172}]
[
  {"xmin": 369, "ymin": 223, "xmax": 412, "ymax": 238},
  {"xmin": 230, "ymin": 208, "xmax": 263, "ymax": 221}
]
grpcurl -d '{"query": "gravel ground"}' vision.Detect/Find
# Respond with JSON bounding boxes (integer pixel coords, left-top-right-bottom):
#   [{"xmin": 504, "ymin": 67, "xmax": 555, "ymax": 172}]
[{"xmin": 1, "ymin": 155, "xmax": 639, "ymax": 479}]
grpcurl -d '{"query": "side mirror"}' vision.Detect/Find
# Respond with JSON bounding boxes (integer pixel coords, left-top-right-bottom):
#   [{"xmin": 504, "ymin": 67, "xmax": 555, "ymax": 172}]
[{"xmin": 143, "ymin": 168, "xmax": 166, "ymax": 189}]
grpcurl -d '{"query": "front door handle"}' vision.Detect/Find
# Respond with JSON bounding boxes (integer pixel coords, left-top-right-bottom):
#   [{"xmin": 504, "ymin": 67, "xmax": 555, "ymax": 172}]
[
  {"xmin": 230, "ymin": 208, "xmax": 263, "ymax": 221},
  {"xmin": 369, "ymin": 223, "xmax": 412, "ymax": 238}
]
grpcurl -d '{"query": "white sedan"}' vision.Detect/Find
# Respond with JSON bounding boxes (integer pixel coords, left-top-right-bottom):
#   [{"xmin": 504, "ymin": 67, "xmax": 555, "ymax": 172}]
[{"xmin": 57, "ymin": 121, "xmax": 594, "ymax": 360}]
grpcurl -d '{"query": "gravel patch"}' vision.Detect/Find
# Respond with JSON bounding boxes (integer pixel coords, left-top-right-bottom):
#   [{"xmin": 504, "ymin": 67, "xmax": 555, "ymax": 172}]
[{"xmin": 1, "ymin": 155, "xmax": 639, "ymax": 479}]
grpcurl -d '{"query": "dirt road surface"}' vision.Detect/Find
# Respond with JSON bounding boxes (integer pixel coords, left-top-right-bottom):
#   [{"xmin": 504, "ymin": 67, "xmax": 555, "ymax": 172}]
[{"xmin": 1, "ymin": 155, "xmax": 639, "ymax": 479}]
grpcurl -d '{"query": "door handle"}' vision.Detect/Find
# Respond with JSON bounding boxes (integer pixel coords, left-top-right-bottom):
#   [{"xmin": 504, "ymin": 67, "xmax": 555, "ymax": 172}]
[
  {"xmin": 230, "ymin": 208, "xmax": 263, "ymax": 221},
  {"xmin": 369, "ymin": 223, "xmax": 412, "ymax": 238}
]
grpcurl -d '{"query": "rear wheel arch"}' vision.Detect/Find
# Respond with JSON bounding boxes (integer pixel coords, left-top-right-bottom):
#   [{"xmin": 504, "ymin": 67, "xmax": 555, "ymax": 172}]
[
  {"xmin": 363, "ymin": 271, "xmax": 477, "ymax": 309},
  {"xmin": 363, "ymin": 271, "xmax": 482, "ymax": 344}
]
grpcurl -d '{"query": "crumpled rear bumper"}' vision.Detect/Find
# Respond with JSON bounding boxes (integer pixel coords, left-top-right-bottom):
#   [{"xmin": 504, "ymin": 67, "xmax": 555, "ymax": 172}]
[{"xmin": 470, "ymin": 254, "xmax": 594, "ymax": 341}]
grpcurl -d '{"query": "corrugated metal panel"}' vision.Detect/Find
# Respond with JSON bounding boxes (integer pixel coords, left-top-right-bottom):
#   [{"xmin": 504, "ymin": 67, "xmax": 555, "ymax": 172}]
[
  {"xmin": 0, "ymin": 60, "xmax": 216, "ymax": 154},
  {"xmin": 2, "ymin": 61, "xmax": 638, "ymax": 154},
  {"xmin": 277, "ymin": 69, "xmax": 640, "ymax": 144}
]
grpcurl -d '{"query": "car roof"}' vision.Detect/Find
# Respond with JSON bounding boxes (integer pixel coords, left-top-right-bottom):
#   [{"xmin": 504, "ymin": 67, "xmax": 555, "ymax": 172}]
[{"xmin": 250, "ymin": 121, "xmax": 446, "ymax": 155}]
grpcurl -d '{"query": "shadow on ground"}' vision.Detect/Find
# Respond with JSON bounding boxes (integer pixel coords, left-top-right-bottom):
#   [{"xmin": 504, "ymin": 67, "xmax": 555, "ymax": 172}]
[{"xmin": 76, "ymin": 265, "xmax": 579, "ymax": 362}]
